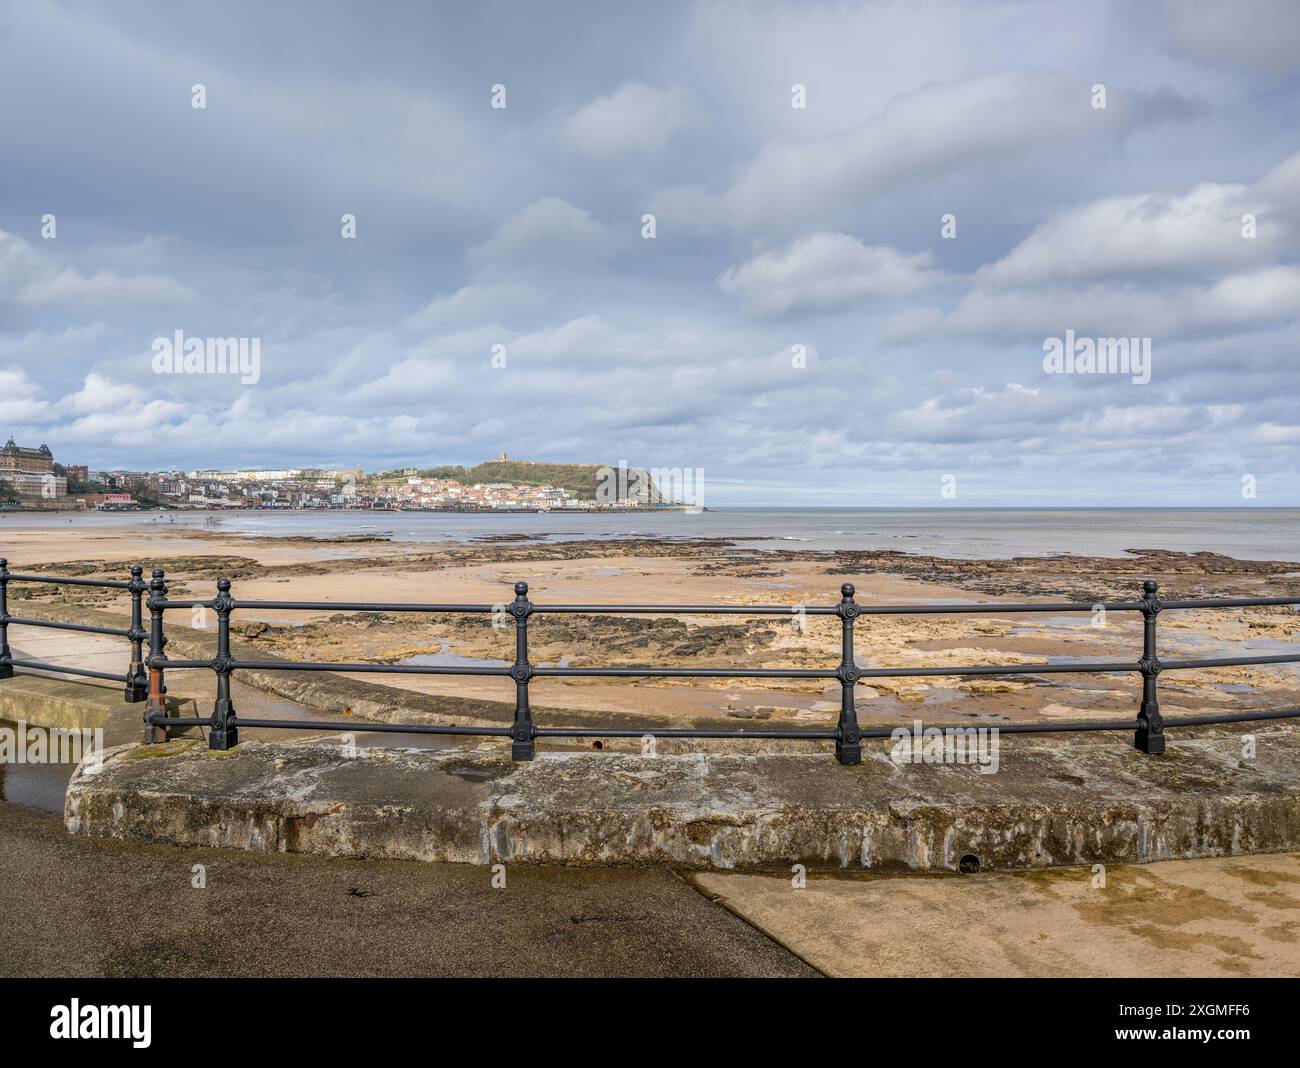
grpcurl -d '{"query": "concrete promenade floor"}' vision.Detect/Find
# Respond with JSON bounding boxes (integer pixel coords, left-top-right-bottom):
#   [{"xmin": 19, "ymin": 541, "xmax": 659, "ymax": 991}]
[{"xmin": 0, "ymin": 801, "xmax": 817, "ymax": 978}]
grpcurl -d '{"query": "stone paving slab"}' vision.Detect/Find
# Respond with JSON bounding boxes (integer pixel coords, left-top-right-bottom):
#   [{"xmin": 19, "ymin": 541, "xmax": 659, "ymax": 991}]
[
  {"xmin": 64, "ymin": 729, "xmax": 1300, "ymax": 871},
  {"xmin": 692, "ymin": 853, "xmax": 1300, "ymax": 977}
]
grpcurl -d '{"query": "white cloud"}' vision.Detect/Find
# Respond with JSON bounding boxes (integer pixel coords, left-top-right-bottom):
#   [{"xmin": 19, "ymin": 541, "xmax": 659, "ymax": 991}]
[
  {"xmin": 0, "ymin": 229, "xmax": 195, "ymax": 310},
  {"xmin": 0, "ymin": 366, "xmax": 53, "ymax": 424},
  {"xmin": 977, "ymin": 183, "xmax": 1272, "ymax": 286},
  {"xmin": 17, "ymin": 267, "xmax": 196, "ymax": 308},
  {"xmin": 467, "ymin": 198, "xmax": 616, "ymax": 274},
  {"xmin": 0, "ymin": 323, "xmax": 109, "ymax": 359},
  {"xmin": 894, "ymin": 151, "xmax": 1300, "ymax": 347},
  {"xmin": 1256, "ymin": 148, "xmax": 1300, "ymax": 212},
  {"xmin": 979, "ymin": 149, "xmax": 1300, "ymax": 288},
  {"xmin": 402, "ymin": 283, "xmax": 542, "ymax": 332},
  {"xmin": 1199, "ymin": 266, "xmax": 1300, "ymax": 327},
  {"xmin": 61, "ymin": 371, "xmax": 137, "ymax": 415},
  {"xmin": 906, "ymin": 267, "xmax": 1300, "ymax": 344},
  {"xmin": 718, "ymin": 233, "xmax": 941, "ymax": 317},
  {"xmin": 563, "ymin": 82, "xmax": 689, "ymax": 156},
  {"xmin": 1253, "ymin": 423, "xmax": 1300, "ymax": 444},
  {"xmin": 0, "ymin": 230, "xmax": 48, "ymax": 294}
]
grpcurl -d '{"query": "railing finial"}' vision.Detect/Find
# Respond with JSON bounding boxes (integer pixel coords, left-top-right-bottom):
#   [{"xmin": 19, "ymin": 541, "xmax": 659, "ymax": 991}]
[
  {"xmin": 209, "ymin": 575, "xmax": 238, "ymax": 750},
  {"xmin": 510, "ymin": 579, "xmax": 535, "ymax": 760},
  {"xmin": 835, "ymin": 582, "xmax": 862, "ymax": 765},
  {"xmin": 1135, "ymin": 577, "xmax": 1165, "ymax": 755},
  {"xmin": 0, "ymin": 557, "xmax": 11, "ymax": 680},
  {"xmin": 144, "ymin": 566, "xmax": 169, "ymax": 741},
  {"xmin": 124, "ymin": 564, "xmax": 149, "ymax": 703}
]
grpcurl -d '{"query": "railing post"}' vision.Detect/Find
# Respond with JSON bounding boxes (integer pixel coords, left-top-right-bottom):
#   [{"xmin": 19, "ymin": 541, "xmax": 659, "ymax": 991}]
[
  {"xmin": 124, "ymin": 565, "xmax": 148, "ymax": 702},
  {"xmin": 1134, "ymin": 579, "xmax": 1165, "ymax": 755},
  {"xmin": 144, "ymin": 568, "xmax": 170, "ymax": 742},
  {"xmin": 209, "ymin": 576, "xmax": 239, "ymax": 750},
  {"xmin": 0, "ymin": 558, "xmax": 12, "ymax": 680},
  {"xmin": 835, "ymin": 582, "xmax": 862, "ymax": 765},
  {"xmin": 509, "ymin": 581, "xmax": 535, "ymax": 760}
]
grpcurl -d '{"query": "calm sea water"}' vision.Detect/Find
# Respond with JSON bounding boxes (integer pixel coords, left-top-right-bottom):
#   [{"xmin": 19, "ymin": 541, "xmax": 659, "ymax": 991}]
[{"xmin": 5, "ymin": 508, "xmax": 1298, "ymax": 561}]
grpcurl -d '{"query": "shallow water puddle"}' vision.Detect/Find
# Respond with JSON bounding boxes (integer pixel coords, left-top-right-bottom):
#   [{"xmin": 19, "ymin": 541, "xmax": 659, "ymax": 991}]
[{"xmin": 0, "ymin": 719, "xmax": 84, "ymax": 815}]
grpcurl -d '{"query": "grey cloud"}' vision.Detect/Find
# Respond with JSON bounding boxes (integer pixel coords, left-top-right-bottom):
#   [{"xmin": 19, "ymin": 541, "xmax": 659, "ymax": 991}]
[
  {"xmin": 1, "ymin": 0, "xmax": 1295, "ymax": 503},
  {"xmin": 1158, "ymin": 0, "xmax": 1300, "ymax": 73},
  {"xmin": 702, "ymin": 71, "xmax": 1206, "ymax": 235}
]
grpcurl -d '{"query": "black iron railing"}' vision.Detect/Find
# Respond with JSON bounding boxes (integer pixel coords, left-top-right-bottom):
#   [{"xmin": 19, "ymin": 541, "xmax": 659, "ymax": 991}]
[
  {"xmin": 2, "ymin": 558, "xmax": 1298, "ymax": 762},
  {"xmin": 0, "ymin": 558, "xmax": 149, "ymax": 701}
]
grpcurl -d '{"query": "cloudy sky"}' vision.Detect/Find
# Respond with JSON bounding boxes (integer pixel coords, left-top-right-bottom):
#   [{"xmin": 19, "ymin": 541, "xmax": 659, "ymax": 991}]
[{"xmin": 1, "ymin": 0, "xmax": 1298, "ymax": 505}]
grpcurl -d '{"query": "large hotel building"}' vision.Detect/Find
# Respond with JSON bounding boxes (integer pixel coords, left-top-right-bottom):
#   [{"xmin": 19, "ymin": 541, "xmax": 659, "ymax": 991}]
[{"xmin": 0, "ymin": 438, "xmax": 67, "ymax": 497}]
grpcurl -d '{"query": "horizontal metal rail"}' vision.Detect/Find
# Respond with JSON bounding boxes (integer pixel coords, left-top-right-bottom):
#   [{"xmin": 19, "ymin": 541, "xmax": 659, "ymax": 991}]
[
  {"xmin": 10, "ymin": 659, "xmax": 131, "ymax": 683},
  {"xmin": 5, "ymin": 616, "xmax": 132, "ymax": 638},
  {"xmin": 4, "ymin": 558, "xmax": 1298, "ymax": 764},
  {"xmin": 184, "ymin": 658, "xmax": 512, "ymax": 677},
  {"xmin": 1160, "ymin": 653, "xmax": 1300, "ymax": 669},
  {"xmin": 144, "ymin": 707, "xmax": 1300, "ymax": 739},
  {"xmin": 0, "ymin": 559, "xmax": 149, "ymax": 703},
  {"xmin": 532, "ymin": 603, "xmax": 843, "ymax": 615},
  {"xmin": 153, "ymin": 598, "xmax": 496, "ymax": 613},
  {"xmin": 149, "ymin": 716, "xmax": 515, "ymax": 737},
  {"xmin": 5, "ymin": 572, "xmax": 133, "ymax": 589},
  {"xmin": 1160, "ymin": 597, "xmax": 1300, "ymax": 609}
]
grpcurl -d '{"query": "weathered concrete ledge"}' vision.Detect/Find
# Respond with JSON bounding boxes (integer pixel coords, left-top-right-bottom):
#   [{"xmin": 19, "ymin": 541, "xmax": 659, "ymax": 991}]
[
  {"xmin": 64, "ymin": 729, "xmax": 1300, "ymax": 871},
  {"xmin": 0, "ymin": 675, "xmax": 120, "ymax": 731},
  {"xmin": 0, "ymin": 670, "xmax": 193, "ymax": 739}
]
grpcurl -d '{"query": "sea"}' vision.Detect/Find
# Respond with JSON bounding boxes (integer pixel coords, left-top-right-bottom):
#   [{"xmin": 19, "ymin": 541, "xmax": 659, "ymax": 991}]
[{"xmin": 5, "ymin": 507, "xmax": 1298, "ymax": 562}]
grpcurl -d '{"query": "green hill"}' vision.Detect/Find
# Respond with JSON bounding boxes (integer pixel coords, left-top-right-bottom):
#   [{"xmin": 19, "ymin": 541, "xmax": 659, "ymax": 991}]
[
  {"xmin": 408, "ymin": 460, "xmax": 608, "ymax": 498},
  {"xmin": 374, "ymin": 457, "xmax": 671, "ymax": 501}
]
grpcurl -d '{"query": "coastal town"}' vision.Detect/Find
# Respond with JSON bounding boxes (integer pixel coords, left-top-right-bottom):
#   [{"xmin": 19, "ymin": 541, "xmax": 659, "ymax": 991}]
[{"xmin": 0, "ymin": 440, "xmax": 673, "ymax": 512}]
